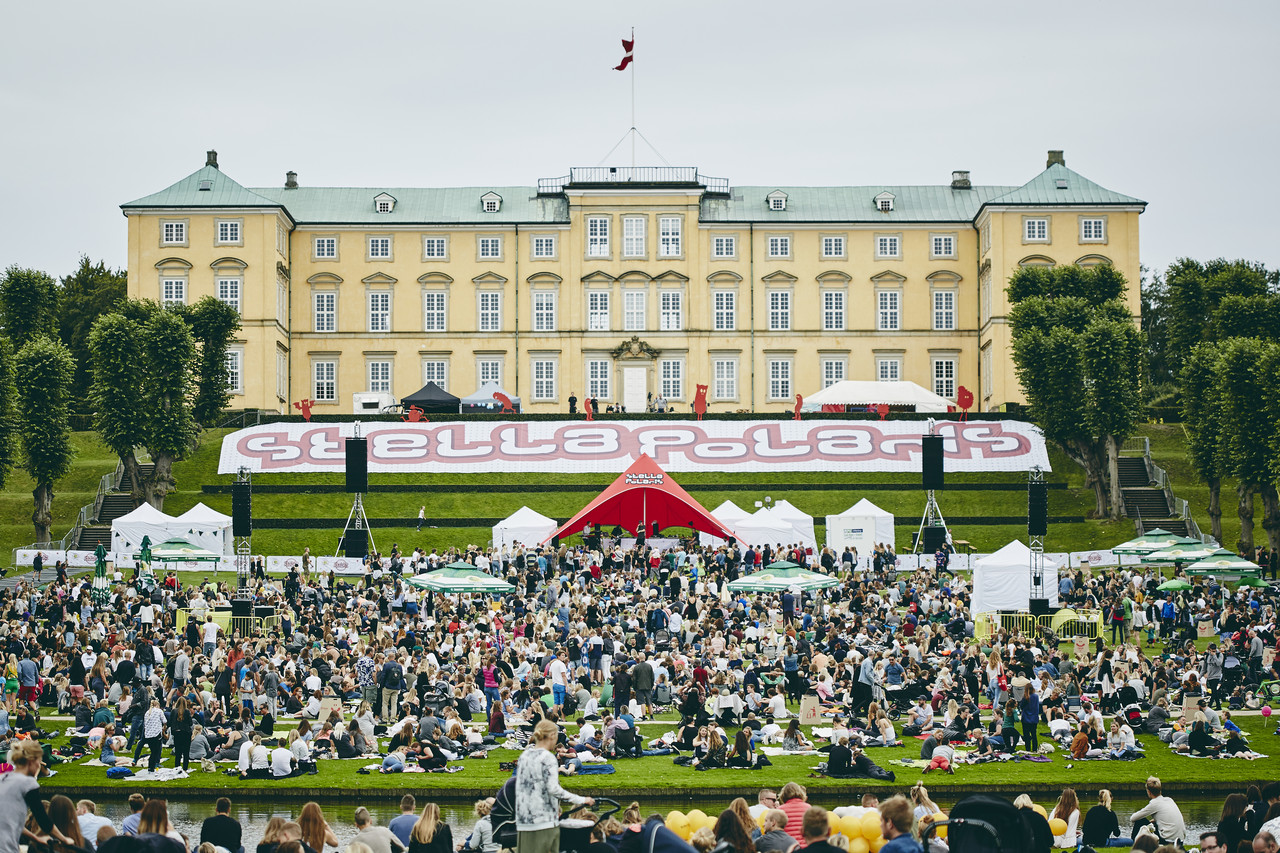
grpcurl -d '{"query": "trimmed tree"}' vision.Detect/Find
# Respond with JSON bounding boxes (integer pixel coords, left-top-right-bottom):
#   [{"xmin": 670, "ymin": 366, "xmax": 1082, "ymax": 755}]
[
  {"xmin": 14, "ymin": 336, "xmax": 75, "ymax": 543},
  {"xmin": 88, "ymin": 313, "xmax": 147, "ymax": 504},
  {"xmin": 184, "ymin": 296, "xmax": 242, "ymax": 427},
  {"xmin": 1215, "ymin": 337, "xmax": 1280, "ymax": 554},
  {"xmin": 139, "ymin": 310, "xmax": 198, "ymax": 508},
  {"xmin": 0, "ymin": 337, "xmax": 17, "ymax": 488},
  {"xmin": 0, "ymin": 265, "xmax": 59, "ymax": 350},
  {"xmin": 1180, "ymin": 343, "xmax": 1227, "ymax": 543},
  {"xmin": 58, "ymin": 256, "xmax": 127, "ymax": 407}
]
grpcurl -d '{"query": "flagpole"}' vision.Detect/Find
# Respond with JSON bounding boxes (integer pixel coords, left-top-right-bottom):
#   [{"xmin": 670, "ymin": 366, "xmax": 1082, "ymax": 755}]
[{"xmin": 630, "ymin": 26, "xmax": 636, "ymax": 167}]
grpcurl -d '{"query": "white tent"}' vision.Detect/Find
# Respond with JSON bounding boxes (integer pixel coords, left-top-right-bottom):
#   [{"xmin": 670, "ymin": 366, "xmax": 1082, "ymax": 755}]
[
  {"xmin": 826, "ymin": 498, "xmax": 895, "ymax": 554},
  {"xmin": 174, "ymin": 502, "xmax": 234, "ymax": 555},
  {"xmin": 769, "ymin": 500, "xmax": 818, "ymax": 550},
  {"xmin": 711, "ymin": 500, "xmax": 750, "ymax": 527},
  {"xmin": 800, "ymin": 380, "xmax": 953, "ymax": 413},
  {"xmin": 971, "ymin": 540, "xmax": 1061, "ymax": 613},
  {"xmin": 460, "ymin": 382, "xmax": 521, "ymax": 413},
  {"xmin": 493, "ymin": 506, "xmax": 557, "ymax": 550},
  {"xmin": 110, "ymin": 503, "xmax": 180, "ymax": 554},
  {"xmin": 733, "ymin": 507, "xmax": 801, "ymax": 549}
]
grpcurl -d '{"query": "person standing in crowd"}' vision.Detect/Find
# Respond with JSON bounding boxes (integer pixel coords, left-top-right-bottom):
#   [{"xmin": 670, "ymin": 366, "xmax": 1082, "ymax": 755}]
[
  {"xmin": 201, "ymin": 798, "xmax": 242, "ymax": 853},
  {"xmin": 516, "ymin": 720, "xmax": 593, "ymax": 853}
]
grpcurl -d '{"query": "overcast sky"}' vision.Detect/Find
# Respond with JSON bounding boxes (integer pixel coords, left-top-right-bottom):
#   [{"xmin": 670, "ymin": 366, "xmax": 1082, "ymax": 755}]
[{"xmin": 3, "ymin": 0, "xmax": 1277, "ymax": 285}]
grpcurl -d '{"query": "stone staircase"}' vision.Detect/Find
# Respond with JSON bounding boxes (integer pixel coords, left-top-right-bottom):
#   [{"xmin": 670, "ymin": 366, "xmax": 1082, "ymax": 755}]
[
  {"xmin": 76, "ymin": 463, "xmax": 155, "ymax": 550},
  {"xmin": 1117, "ymin": 452, "xmax": 1191, "ymax": 537}
]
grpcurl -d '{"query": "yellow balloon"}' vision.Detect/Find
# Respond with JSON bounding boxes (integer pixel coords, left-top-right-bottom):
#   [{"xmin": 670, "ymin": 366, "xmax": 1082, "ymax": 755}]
[
  {"xmin": 686, "ymin": 809, "xmax": 707, "ymax": 828},
  {"xmin": 1031, "ymin": 804, "xmax": 1047, "ymax": 818},
  {"xmin": 848, "ymin": 838, "xmax": 870, "ymax": 853},
  {"xmin": 869, "ymin": 836, "xmax": 886, "ymax": 853},
  {"xmin": 860, "ymin": 812, "xmax": 882, "ymax": 840},
  {"xmin": 756, "ymin": 812, "xmax": 768, "ymax": 829},
  {"xmin": 931, "ymin": 815, "xmax": 948, "ymax": 840},
  {"xmin": 666, "ymin": 812, "xmax": 688, "ymax": 838},
  {"xmin": 842, "ymin": 815, "xmax": 865, "ymax": 839},
  {"xmin": 1048, "ymin": 818, "xmax": 1068, "ymax": 836}
]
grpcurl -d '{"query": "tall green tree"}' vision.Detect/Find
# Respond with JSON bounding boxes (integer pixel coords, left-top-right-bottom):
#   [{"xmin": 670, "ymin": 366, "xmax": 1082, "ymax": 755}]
[
  {"xmin": 1215, "ymin": 337, "xmax": 1280, "ymax": 554},
  {"xmin": 0, "ymin": 337, "xmax": 17, "ymax": 489},
  {"xmin": 184, "ymin": 296, "xmax": 241, "ymax": 427},
  {"xmin": 58, "ymin": 256, "xmax": 127, "ymax": 407},
  {"xmin": 1140, "ymin": 266, "xmax": 1176, "ymax": 400},
  {"xmin": 0, "ymin": 265, "xmax": 59, "ymax": 350},
  {"xmin": 1008, "ymin": 264, "xmax": 1144, "ymax": 519},
  {"xmin": 140, "ymin": 310, "xmax": 197, "ymax": 508},
  {"xmin": 14, "ymin": 336, "xmax": 75, "ymax": 543},
  {"xmin": 1165, "ymin": 258, "xmax": 1277, "ymax": 374},
  {"xmin": 1180, "ymin": 343, "xmax": 1228, "ymax": 543},
  {"xmin": 88, "ymin": 313, "xmax": 147, "ymax": 504}
]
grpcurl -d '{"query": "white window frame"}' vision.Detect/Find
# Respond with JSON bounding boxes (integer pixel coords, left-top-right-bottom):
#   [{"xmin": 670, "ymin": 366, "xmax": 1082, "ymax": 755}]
[
  {"xmin": 533, "ymin": 291, "xmax": 557, "ymax": 332},
  {"xmin": 767, "ymin": 236, "xmax": 791, "ymax": 259},
  {"xmin": 658, "ymin": 217, "xmax": 682, "ymax": 257},
  {"xmin": 161, "ymin": 221, "xmax": 186, "ymax": 245},
  {"xmin": 483, "ymin": 198, "xmax": 500, "ymax": 213},
  {"xmin": 770, "ymin": 196, "xmax": 786, "ymax": 211},
  {"xmin": 822, "ymin": 290, "xmax": 845, "ymax": 331},
  {"xmin": 931, "ymin": 234, "xmax": 956, "ymax": 259},
  {"xmin": 531, "ymin": 235, "xmax": 556, "ymax": 259},
  {"xmin": 587, "ymin": 291, "xmax": 610, "ymax": 332},
  {"xmin": 878, "ymin": 198, "xmax": 893, "ymax": 213},
  {"xmin": 421, "ymin": 359, "xmax": 447, "ymax": 390},
  {"xmin": 423, "ymin": 236, "xmax": 447, "ymax": 260},
  {"xmin": 933, "ymin": 289, "xmax": 956, "ymax": 331},
  {"xmin": 161, "ymin": 278, "xmax": 186, "ymax": 308},
  {"xmin": 368, "ymin": 236, "xmax": 392, "ymax": 259},
  {"xmin": 877, "ymin": 357, "xmax": 902, "ymax": 382},
  {"xmin": 981, "ymin": 345, "xmax": 993, "ymax": 402},
  {"xmin": 314, "ymin": 236, "xmax": 337, "ymax": 259},
  {"xmin": 423, "ymin": 291, "xmax": 447, "ymax": 332},
  {"xmin": 478, "ymin": 292, "xmax": 502, "ymax": 332},
  {"xmin": 659, "ymin": 358, "xmax": 684, "ymax": 401},
  {"xmin": 586, "ymin": 359, "xmax": 611, "ymax": 400},
  {"xmin": 659, "ymin": 291, "xmax": 683, "ymax": 331},
  {"xmin": 587, "ymin": 216, "xmax": 610, "ymax": 258},
  {"xmin": 1024, "ymin": 217, "xmax": 1049, "ymax": 242},
  {"xmin": 768, "ymin": 290, "xmax": 791, "ymax": 331},
  {"xmin": 276, "ymin": 350, "xmax": 287, "ymax": 400},
  {"xmin": 216, "ymin": 277, "xmax": 241, "ymax": 315},
  {"xmin": 713, "ymin": 291, "xmax": 736, "ymax": 331},
  {"xmin": 215, "ymin": 219, "xmax": 242, "ymax": 246},
  {"xmin": 713, "ymin": 358, "xmax": 738, "ymax": 401},
  {"xmin": 313, "ymin": 360, "xmax": 337, "ymax": 402},
  {"xmin": 1080, "ymin": 217, "xmax": 1106, "ymax": 242},
  {"xmin": 821, "ymin": 357, "xmax": 846, "ymax": 389},
  {"xmin": 623, "ymin": 217, "xmax": 646, "ymax": 257},
  {"xmin": 368, "ymin": 291, "xmax": 392, "ymax": 333},
  {"xmin": 313, "ymin": 291, "xmax": 336, "ymax": 333},
  {"xmin": 877, "ymin": 290, "xmax": 901, "ymax": 331},
  {"xmin": 821, "ymin": 235, "xmax": 846, "ymax": 259},
  {"xmin": 368, "ymin": 361, "xmax": 392, "ymax": 394},
  {"xmin": 532, "ymin": 359, "xmax": 557, "ymax": 401},
  {"xmin": 478, "ymin": 236, "xmax": 502, "ymax": 259},
  {"xmin": 478, "ymin": 359, "xmax": 502, "ymax": 386},
  {"xmin": 980, "ymin": 270, "xmax": 992, "ymax": 324},
  {"xmin": 933, "ymin": 358, "xmax": 957, "ymax": 400},
  {"xmin": 623, "ymin": 290, "xmax": 646, "ymax": 332},
  {"xmin": 712, "ymin": 235, "xmax": 737, "ymax": 259},
  {"xmin": 276, "ymin": 276, "xmax": 288, "ymax": 327},
  {"xmin": 767, "ymin": 359, "xmax": 792, "ymax": 401},
  {"xmin": 875, "ymin": 234, "xmax": 901, "ymax": 259},
  {"xmin": 225, "ymin": 348, "xmax": 243, "ymax": 395}
]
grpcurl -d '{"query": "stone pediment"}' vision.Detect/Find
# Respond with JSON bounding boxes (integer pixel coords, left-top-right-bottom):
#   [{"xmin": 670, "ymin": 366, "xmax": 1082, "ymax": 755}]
[{"xmin": 611, "ymin": 336, "xmax": 660, "ymax": 360}]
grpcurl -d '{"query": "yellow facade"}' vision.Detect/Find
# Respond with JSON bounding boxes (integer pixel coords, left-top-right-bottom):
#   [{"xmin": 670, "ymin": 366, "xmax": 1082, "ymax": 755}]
[{"xmin": 122, "ymin": 151, "xmax": 1144, "ymax": 414}]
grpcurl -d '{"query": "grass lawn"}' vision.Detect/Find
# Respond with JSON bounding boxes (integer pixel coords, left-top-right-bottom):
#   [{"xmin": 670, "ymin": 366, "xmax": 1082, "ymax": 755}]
[{"xmin": 0, "ymin": 432, "xmax": 119, "ymax": 558}]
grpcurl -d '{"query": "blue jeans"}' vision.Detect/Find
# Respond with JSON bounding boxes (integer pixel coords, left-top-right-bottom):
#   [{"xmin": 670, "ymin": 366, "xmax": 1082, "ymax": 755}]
[
  {"xmin": 484, "ymin": 686, "xmax": 501, "ymax": 713},
  {"xmin": 553, "ymin": 684, "xmax": 566, "ymax": 706}
]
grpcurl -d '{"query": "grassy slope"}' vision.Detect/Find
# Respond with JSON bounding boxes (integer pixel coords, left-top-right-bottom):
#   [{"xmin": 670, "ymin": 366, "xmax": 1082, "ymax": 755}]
[
  {"xmin": 1138, "ymin": 423, "xmax": 1242, "ymax": 550},
  {"xmin": 0, "ymin": 433, "xmax": 117, "ymax": 558}
]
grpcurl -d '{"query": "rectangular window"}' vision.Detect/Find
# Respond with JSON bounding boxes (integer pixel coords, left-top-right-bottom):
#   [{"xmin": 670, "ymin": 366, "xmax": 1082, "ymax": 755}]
[
  {"xmin": 659, "ymin": 291, "xmax": 683, "ymax": 331},
  {"xmin": 161, "ymin": 279, "xmax": 186, "ymax": 308},
  {"xmin": 660, "ymin": 359, "xmax": 683, "ymax": 400},
  {"xmin": 1081, "ymin": 218, "xmax": 1105, "ymax": 241},
  {"xmin": 981, "ymin": 223, "xmax": 991, "ymax": 253},
  {"xmin": 478, "ymin": 359, "xmax": 502, "ymax": 386},
  {"xmin": 587, "ymin": 291, "xmax": 610, "ymax": 331},
  {"xmin": 216, "ymin": 278, "xmax": 241, "ymax": 315},
  {"xmin": 225, "ymin": 350, "xmax": 243, "ymax": 395},
  {"xmin": 713, "ymin": 359, "xmax": 737, "ymax": 400},
  {"xmin": 478, "ymin": 237, "xmax": 502, "ymax": 258},
  {"xmin": 478, "ymin": 292, "xmax": 501, "ymax": 332},
  {"xmin": 624, "ymin": 291, "xmax": 646, "ymax": 331},
  {"xmin": 876, "ymin": 235, "xmax": 900, "ymax": 258},
  {"xmin": 877, "ymin": 291, "xmax": 900, "ymax": 331},
  {"xmin": 932, "ymin": 235, "xmax": 955, "ymax": 257},
  {"xmin": 422, "ymin": 360, "xmax": 447, "ymax": 390},
  {"xmin": 768, "ymin": 359, "xmax": 792, "ymax": 400},
  {"xmin": 368, "ymin": 361, "xmax": 391, "ymax": 393},
  {"xmin": 981, "ymin": 271, "xmax": 992, "ymax": 323},
  {"xmin": 423, "ymin": 237, "xmax": 447, "ymax": 258},
  {"xmin": 933, "ymin": 358, "xmax": 957, "ymax": 399},
  {"xmin": 877, "ymin": 358, "xmax": 901, "ymax": 382},
  {"xmin": 276, "ymin": 350, "xmax": 287, "ymax": 400},
  {"xmin": 822, "ymin": 236, "xmax": 845, "ymax": 258},
  {"xmin": 767, "ymin": 236, "xmax": 791, "ymax": 258},
  {"xmin": 1025, "ymin": 218, "xmax": 1048, "ymax": 241},
  {"xmin": 714, "ymin": 291, "xmax": 736, "ymax": 331},
  {"xmin": 659, "ymin": 217, "xmax": 681, "ymax": 257},
  {"xmin": 314, "ymin": 292, "xmax": 336, "ymax": 332},
  {"xmin": 587, "ymin": 217, "xmax": 610, "ymax": 258},
  {"xmin": 532, "ymin": 236, "xmax": 556, "ymax": 258},
  {"xmin": 276, "ymin": 277, "xmax": 287, "ymax": 326},
  {"xmin": 368, "ymin": 291, "xmax": 391, "ymax": 332},
  {"xmin": 314, "ymin": 237, "xmax": 336, "ymax": 258},
  {"xmin": 587, "ymin": 359, "xmax": 611, "ymax": 399},
  {"xmin": 821, "ymin": 358, "xmax": 845, "ymax": 388},
  {"xmin": 712, "ymin": 235, "xmax": 736, "ymax": 258},
  {"xmin": 216, "ymin": 220, "xmax": 241, "ymax": 245},
  {"xmin": 313, "ymin": 361, "xmax": 336, "ymax": 402},
  {"xmin": 623, "ymin": 217, "xmax": 646, "ymax": 257},
  {"xmin": 532, "ymin": 359, "xmax": 556, "ymax": 400},
  {"xmin": 533, "ymin": 291, "xmax": 557, "ymax": 332},
  {"xmin": 162, "ymin": 221, "xmax": 185, "ymax": 244},
  {"xmin": 423, "ymin": 292, "xmax": 446, "ymax": 332},
  {"xmin": 982, "ymin": 346, "xmax": 992, "ymax": 401},
  {"xmin": 769, "ymin": 291, "xmax": 791, "ymax": 331},
  {"xmin": 368, "ymin": 236, "xmax": 391, "ymax": 258},
  {"xmin": 822, "ymin": 291, "xmax": 845, "ymax": 331},
  {"xmin": 933, "ymin": 290, "xmax": 956, "ymax": 331}
]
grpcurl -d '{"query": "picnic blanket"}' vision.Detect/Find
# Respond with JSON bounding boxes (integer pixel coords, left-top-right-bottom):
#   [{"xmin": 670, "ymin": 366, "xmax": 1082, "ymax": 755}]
[
  {"xmin": 1184, "ymin": 751, "xmax": 1268, "ymax": 760},
  {"xmin": 760, "ymin": 746, "xmax": 820, "ymax": 756}
]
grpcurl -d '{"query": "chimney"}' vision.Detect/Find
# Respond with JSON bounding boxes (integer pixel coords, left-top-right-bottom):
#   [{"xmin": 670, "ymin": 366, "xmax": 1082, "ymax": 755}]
[
  {"xmin": 1047, "ymin": 150, "xmax": 1065, "ymax": 168},
  {"xmin": 285, "ymin": 171, "xmax": 298, "ymax": 189},
  {"xmin": 950, "ymin": 170, "xmax": 971, "ymax": 189},
  {"xmin": 205, "ymin": 150, "xmax": 219, "ymax": 170}
]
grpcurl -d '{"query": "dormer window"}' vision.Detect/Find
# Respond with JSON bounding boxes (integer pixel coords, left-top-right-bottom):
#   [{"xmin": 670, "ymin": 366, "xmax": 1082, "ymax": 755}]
[
  {"xmin": 875, "ymin": 191, "xmax": 896, "ymax": 212},
  {"xmin": 373, "ymin": 192, "xmax": 396, "ymax": 214},
  {"xmin": 481, "ymin": 191, "xmax": 502, "ymax": 213},
  {"xmin": 767, "ymin": 190, "xmax": 788, "ymax": 211}
]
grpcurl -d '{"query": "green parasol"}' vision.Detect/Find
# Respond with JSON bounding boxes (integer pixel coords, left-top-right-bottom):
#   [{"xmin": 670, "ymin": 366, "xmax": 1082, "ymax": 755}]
[
  {"xmin": 139, "ymin": 538, "xmax": 222, "ymax": 563},
  {"xmin": 1183, "ymin": 551, "xmax": 1260, "ymax": 577},
  {"xmin": 1112, "ymin": 529, "xmax": 1201, "ymax": 555},
  {"xmin": 1157, "ymin": 578, "xmax": 1193, "ymax": 591},
  {"xmin": 727, "ymin": 564, "xmax": 839, "ymax": 593},
  {"xmin": 1141, "ymin": 545, "xmax": 1219, "ymax": 564},
  {"xmin": 409, "ymin": 562, "xmax": 515, "ymax": 594},
  {"xmin": 1235, "ymin": 575, "xmax": 1270, "ymax": 588}
]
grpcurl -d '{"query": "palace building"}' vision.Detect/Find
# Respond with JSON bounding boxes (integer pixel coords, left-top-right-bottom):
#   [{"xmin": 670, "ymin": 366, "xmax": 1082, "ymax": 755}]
[{"xmin": 121, "ymin": 150, "xmax": 1144, "ymax": 415}]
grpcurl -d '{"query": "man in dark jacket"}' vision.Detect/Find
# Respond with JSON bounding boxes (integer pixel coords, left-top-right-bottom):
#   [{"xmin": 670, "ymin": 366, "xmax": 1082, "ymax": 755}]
[{"xmin": 631, "ymin": 654, "xmax": 655, "ymax": 716}]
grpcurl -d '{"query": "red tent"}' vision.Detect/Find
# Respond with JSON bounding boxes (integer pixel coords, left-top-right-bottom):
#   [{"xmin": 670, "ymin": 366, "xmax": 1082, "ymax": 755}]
[{"xmin": 544, "ymin": 454, "xmax": 736, "ymax": 543}]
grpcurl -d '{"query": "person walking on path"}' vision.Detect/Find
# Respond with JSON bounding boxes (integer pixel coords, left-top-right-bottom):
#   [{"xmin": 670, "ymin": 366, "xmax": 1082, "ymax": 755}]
[
  {"xmin": 417, "ymin": 507, "xmax": 426, "ymax": 532},
  {"xmin": 515, "ymin": 720, "xmax": 593, "ymax": 853}
]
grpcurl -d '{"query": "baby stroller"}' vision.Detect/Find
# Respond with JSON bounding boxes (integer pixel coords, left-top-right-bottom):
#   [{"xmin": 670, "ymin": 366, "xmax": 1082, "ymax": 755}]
[
  {"xmin": 1122, "ymin": 703, "xmax": 1144, "ymax": 728},
  {"xmin": 422, "ymin": 680, "xmax": 455, "ymax": 715},
  {"xmin": 493, "ymin": 773, "xmax": 620, "ymax": 853},
  {"xmin": 652, "ymin": 628, "xmax": 673, "ymax": 653},
  {"xmin": 920, "ymin": 793, "xmax": 1052, "ymax": 853}
]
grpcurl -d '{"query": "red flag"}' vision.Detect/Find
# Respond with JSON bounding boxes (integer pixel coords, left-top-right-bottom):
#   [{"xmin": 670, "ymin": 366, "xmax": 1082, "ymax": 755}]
[{"xmin": 614, "ymin": 37, "xmax": 634, "ymax": 71}]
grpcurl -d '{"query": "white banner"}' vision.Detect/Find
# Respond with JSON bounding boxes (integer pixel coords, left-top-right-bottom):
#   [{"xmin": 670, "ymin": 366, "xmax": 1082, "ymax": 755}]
[
  {"xmin": 219, "ymin": 419, "xmax": 1051, "ymax": 475},
  {"xmin": 15, "ymin": 549, "xmax": 66, "ymax": 566}
]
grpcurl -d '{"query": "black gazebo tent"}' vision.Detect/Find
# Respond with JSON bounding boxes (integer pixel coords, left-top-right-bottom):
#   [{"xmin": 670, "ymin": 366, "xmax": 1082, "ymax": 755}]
[{"xmin": 400, "ymin": 382, "xmax": 461, "ymax": 414}]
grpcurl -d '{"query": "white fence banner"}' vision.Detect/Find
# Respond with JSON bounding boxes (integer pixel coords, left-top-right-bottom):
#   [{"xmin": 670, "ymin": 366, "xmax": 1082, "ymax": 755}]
[
  {"xmin": 219, "ymin": 419, "xmax": 1052, "ymax": 475},
  {"xmin": 14, "ymin": 549, "xmax": 66, "ymax": 566}
]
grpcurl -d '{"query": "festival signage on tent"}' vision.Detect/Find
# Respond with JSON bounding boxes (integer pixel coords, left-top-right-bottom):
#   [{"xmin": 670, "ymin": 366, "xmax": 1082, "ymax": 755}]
[{"xmin": 218, "ymin": 419, "xmax": 1051, "ymax": 474}]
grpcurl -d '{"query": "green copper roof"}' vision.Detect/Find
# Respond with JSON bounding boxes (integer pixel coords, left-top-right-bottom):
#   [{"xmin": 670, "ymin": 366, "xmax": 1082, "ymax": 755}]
[
  {"xmin": 985, "ymin": 163, "xmax": 1145, "ymax": 207},
  {"xmin": 702, "ymin": 184, "xmax": 1018, "ymax": 223},
  {"xmin": 121, "ymin": 166, "xmax": 284, "ymax": 211},
  {"xmin": 250, "ymin": 187, "xmax": 568, "ymax": 225}
]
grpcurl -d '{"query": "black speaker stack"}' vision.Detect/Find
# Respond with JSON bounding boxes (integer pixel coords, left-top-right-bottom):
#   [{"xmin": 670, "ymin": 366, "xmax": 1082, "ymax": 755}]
[
  {"xmin": 1028, "ymin": 481, "xmax": 1049, "ymax": 536},
  {"xmin": 921, "ymin": 435, "xmax": 945, "ymax": 490},
  {"xmin": 343, "ymin": 528, "xmax": 368, "ymax": 559},
  {"xmin": 922, "ymin": 525, "xmax": 947, "ymax": 552},
  {"xmin": 231, "ymin": 482, "xmax": 252, "ymax": 537},
  {"xmin": 345, "ymin": 438, "xmax": 368, "ymax": 493}
]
